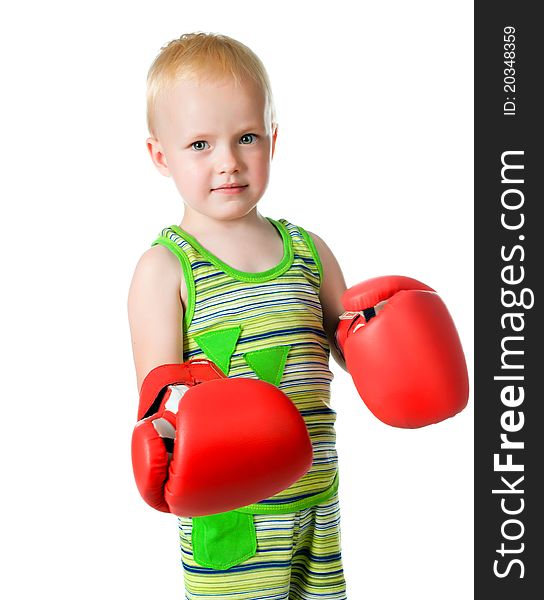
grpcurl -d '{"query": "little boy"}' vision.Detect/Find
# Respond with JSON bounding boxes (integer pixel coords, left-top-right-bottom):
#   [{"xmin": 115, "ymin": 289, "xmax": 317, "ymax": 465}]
[
  {"xmin": 128, "ymin": 31, "xmax": 468, "ymax": 600},
  {"xmin": 128, "ymin": 32, "xmax": 349, "ymax": 599}
]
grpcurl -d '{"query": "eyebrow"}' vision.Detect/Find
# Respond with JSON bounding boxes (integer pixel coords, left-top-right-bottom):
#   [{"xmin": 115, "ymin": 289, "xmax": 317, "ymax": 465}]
[{"xmin": 184, "ymin": 125, "xmax": 265, "ymax": 139}]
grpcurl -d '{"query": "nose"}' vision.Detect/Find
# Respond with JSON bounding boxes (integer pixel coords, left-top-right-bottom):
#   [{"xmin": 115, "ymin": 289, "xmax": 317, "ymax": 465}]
[{"xmin": 215, "ymin": 143, "xmax": 241, "ymax": 174}]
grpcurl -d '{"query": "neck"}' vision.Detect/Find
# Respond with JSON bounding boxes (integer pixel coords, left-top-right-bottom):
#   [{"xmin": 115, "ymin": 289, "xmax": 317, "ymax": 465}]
[{"xmin": 180, "ymin": 208, "xmax": 270, "ymax": 238}]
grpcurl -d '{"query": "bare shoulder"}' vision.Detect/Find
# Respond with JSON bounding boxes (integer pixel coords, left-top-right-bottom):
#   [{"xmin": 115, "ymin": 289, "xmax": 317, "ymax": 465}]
[
  {"xmin": 130, "ymin": 244, "xmax": 181, "ymax": 285},
  {"xmin": 307, "ymin": 231, "xmax": 345, "ymax": 282},
  {"xmin": 127, "ymin": 245, "xmax": 185, "ymax": 391},
  {"xmin": 307, "ymin": 231, "xmax": 333, "ymax": 258},
  {"xmin": 128, "ymin": 244, "xmax": 184, "ymax": 323}
]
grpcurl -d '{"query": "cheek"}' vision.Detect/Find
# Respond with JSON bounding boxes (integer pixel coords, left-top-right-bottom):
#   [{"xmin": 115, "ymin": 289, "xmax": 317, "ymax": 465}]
[
  {"xmin": 175, "ymin": 158, "xmax": 207, "ymax": 186},
  {"xmin": 170, "ymin": 164, "xmax": 199, "ymax": 198},
  {"xmin": 250, "ymin": 148, "xmax": 271, "ymax": 179}
]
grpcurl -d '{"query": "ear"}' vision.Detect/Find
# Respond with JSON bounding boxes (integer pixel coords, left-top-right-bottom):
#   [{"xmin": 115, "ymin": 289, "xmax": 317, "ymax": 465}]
[
  {"xmin": 271, "ymin": 125, "xmax": 278, "ymax": 159},
  {"xmin": 146, "ymin": 136, "xmax": 171, "ymax": 177}
]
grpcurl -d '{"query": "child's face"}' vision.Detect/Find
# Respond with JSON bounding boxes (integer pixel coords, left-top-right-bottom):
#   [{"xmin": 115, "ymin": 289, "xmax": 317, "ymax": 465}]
[{"xmin": 148, "ymin": 76, "xmax": 277, "ymax": 224}]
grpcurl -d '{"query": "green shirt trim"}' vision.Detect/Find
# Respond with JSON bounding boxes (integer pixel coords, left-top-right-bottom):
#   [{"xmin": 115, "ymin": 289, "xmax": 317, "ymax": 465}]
[
  {"xmin": 298, "ymin": 226, "xmax": 323, "ymax": 288},
  {"xmin": 234, "ymin": 471, "xmax": 339, "ymax": 514},
  {"xmin": 167, "ymin": 217, "xmax": 294, "ymax": 283}
]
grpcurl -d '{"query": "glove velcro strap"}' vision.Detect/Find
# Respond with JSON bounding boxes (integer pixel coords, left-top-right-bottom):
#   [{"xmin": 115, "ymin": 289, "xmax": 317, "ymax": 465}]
[
  {"xmin": 137, "ymin": 359, "xmax": 224, "ymax": 421},
  {"xmin": 339, "ymin": 307, "xmax": 376, "ymax": 323}
]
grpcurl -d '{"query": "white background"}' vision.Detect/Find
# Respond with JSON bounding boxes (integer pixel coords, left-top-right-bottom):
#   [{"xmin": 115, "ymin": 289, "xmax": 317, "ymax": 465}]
[{"xmin": 1, "ymin": 1, "xmax": 473, "ymax": 598}]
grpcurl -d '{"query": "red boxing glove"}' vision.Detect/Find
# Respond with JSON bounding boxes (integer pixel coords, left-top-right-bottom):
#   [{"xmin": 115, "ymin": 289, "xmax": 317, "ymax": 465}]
[
  {"xmin": 131, "ymin": 360, "xmax": 223, "ymax": 514},
  {"xmin": 335, "ymin": 276, "xmax": 469, "ymax": 428},
  {"xmin": 131, "ymin": 359, "xmax": 313, "ymax": 516}
]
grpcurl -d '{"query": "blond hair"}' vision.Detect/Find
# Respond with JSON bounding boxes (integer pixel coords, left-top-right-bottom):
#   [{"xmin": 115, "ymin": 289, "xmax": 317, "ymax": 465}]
[{"xmin": 146, "ymin": 32, "xmax": 277, "ymax": 137}]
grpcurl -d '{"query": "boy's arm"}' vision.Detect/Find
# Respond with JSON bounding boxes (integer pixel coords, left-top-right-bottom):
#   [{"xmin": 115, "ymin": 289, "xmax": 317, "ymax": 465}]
[
  {"xmin": 127, "ymin": 245, "xmax": 184, "ymax": 392},
  {"xmin": 307, "ymin": 232, "xmax": 348, "ymax": 371},
  {"xmin": 128, "ymin": 245, "xmax": 316, "ymax": 516}
]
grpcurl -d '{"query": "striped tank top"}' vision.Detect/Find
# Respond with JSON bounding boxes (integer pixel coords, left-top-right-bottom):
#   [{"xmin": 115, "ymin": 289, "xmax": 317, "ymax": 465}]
[{"xmin": 152, "ymin": 217, "xmax": 338, "ymax": 509}]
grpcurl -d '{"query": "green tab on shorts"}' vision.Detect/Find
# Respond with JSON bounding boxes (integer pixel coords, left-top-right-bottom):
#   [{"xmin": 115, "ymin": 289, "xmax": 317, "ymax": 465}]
[{"xmin": 192, "ymin": 510, "xmax": 257, "ymax": 570}]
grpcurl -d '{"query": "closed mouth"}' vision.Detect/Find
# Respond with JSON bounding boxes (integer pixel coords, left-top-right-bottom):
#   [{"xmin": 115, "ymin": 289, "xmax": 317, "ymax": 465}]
[{"xmin": 212, "ymin": 184, "xmax": 248, "ymax": 191}]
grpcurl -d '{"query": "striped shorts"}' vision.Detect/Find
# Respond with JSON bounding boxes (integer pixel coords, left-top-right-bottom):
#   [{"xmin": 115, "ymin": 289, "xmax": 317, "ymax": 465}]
[{"xmin": 178, "ymin": 493, "xmax": 347, "ymax": 599}]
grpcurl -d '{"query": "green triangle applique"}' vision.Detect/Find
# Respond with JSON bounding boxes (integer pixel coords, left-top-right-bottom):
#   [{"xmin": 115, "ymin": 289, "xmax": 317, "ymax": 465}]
[
  {"xmin": 244, "ymin": 346, "xmax": 290, "ymax": 386},
  {"xmin": 194, "ymin": 325, "xmax": 242, "ymax": 376}
]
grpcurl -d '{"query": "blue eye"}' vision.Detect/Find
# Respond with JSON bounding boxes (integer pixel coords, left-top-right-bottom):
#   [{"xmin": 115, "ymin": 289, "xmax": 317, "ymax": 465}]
[
  {"xmin": 191, "ymin": 140, "xmax": 209, "ymax": 151},
  {"xmin": 240, "ymin": 133, "xmax": 257, "ymax": 145}
]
